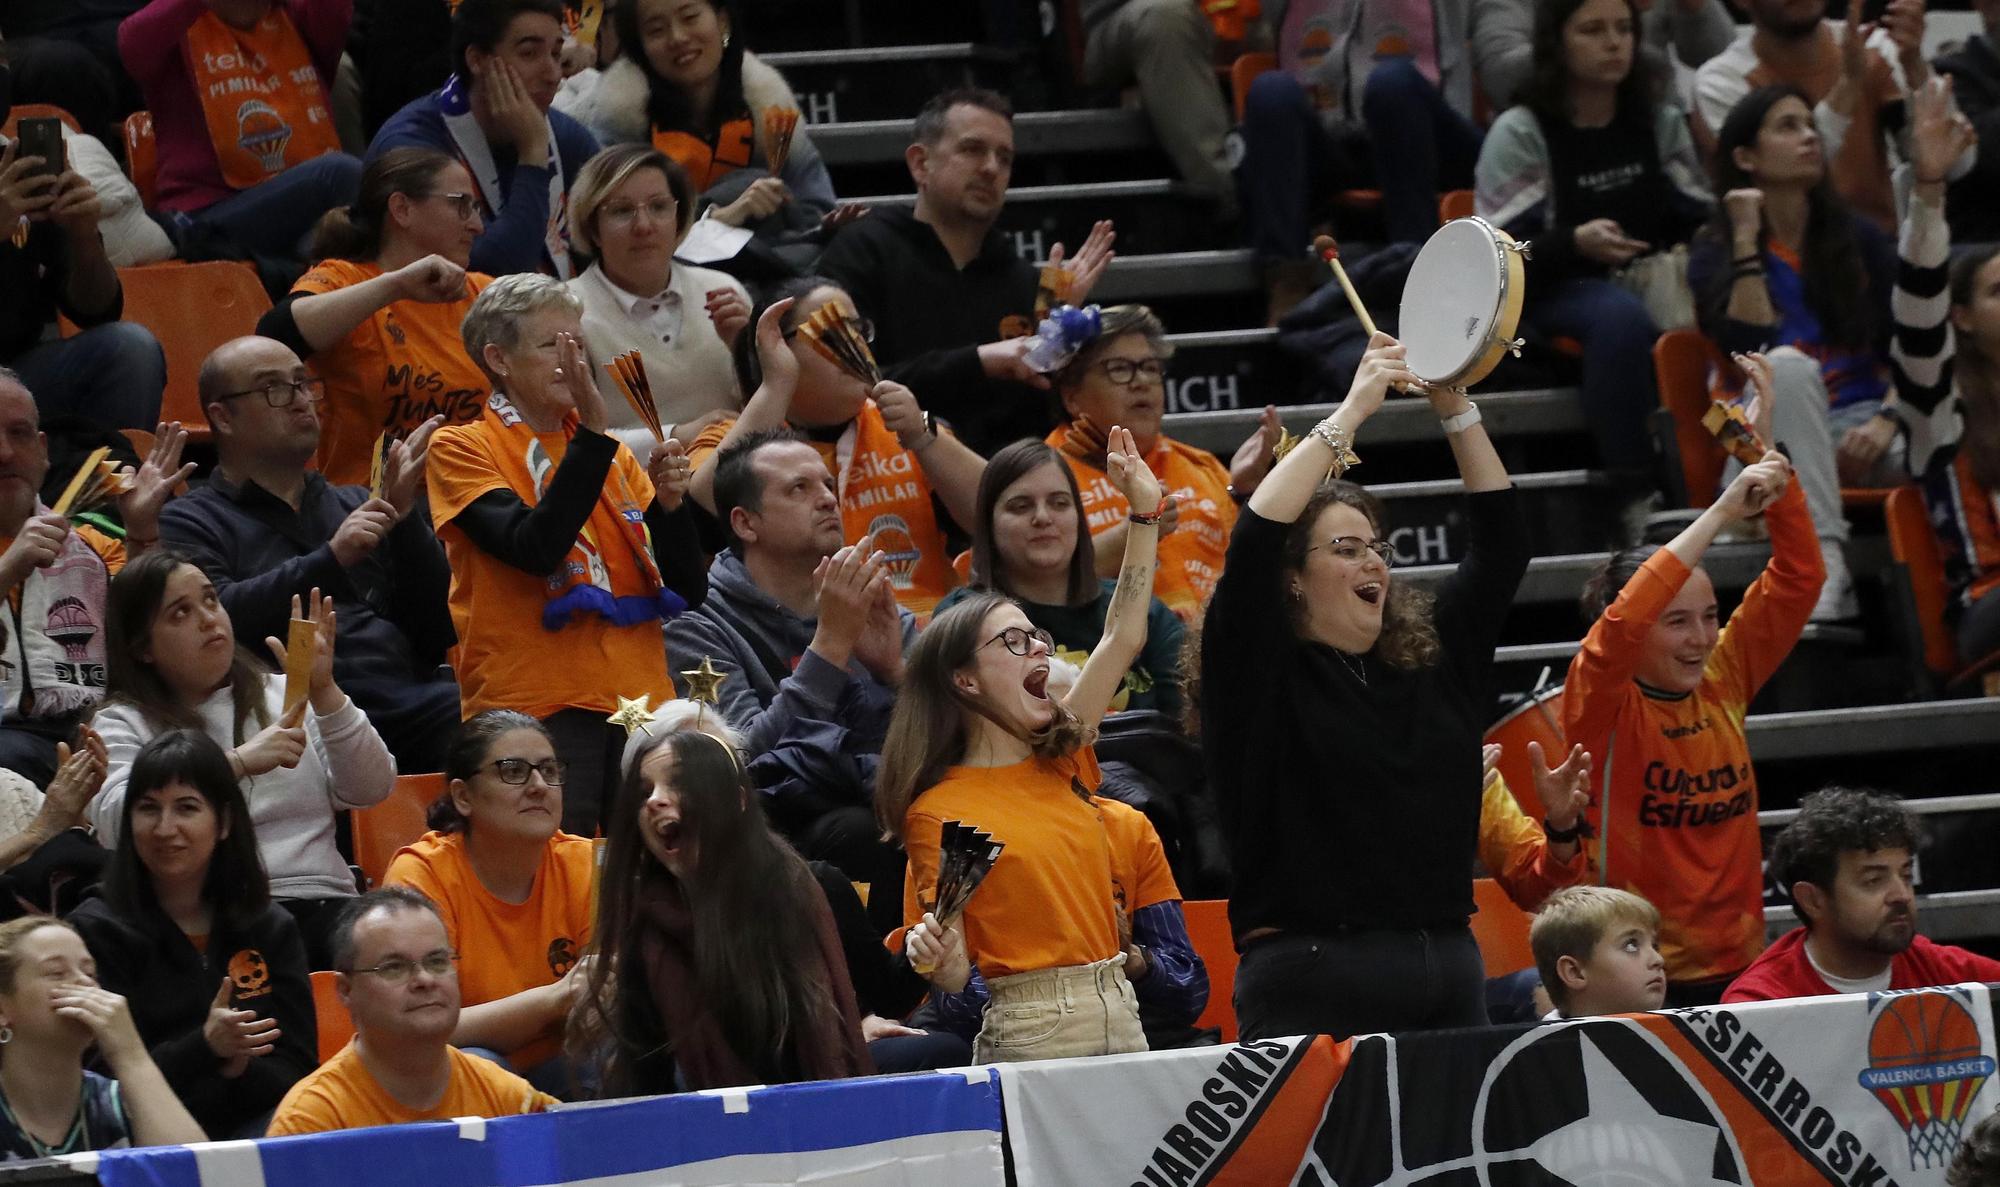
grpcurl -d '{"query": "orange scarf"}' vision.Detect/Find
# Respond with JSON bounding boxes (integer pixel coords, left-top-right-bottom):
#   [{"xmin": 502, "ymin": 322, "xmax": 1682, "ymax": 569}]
[
  {"xmin": 183, "ymin": 8, "xmax": 341, "ymax": 191},
  {"xmin": 652, "ymin": 115, "xmax": 756, "ymax": 190},
  {"xmin": 483, "ymin": 391, "xmax": 682, "ymax": 629},
  {"xmin": 811, "ymin": 402, "xmax": 959, "ymax": 623}
]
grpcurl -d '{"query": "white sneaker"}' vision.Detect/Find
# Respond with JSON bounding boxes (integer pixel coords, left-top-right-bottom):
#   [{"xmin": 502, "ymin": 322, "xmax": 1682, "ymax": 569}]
[{"xmin": 1812, "ymin": 541, "xmax": 1859, "ymax": 621}]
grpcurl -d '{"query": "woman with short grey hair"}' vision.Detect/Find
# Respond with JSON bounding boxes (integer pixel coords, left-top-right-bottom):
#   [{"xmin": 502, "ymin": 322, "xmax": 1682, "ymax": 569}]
[{"xmin": 428, "ymin": 273, "xmax": 710, "ymax": 834}]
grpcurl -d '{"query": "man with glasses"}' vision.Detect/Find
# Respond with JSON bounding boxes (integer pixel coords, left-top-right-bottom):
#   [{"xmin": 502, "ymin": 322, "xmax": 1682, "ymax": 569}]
[
  {"xmin": 267, "ymin": 887, "xmax": 557, "ymax": 1136},
  {"xmin": 160, "ymin": 336, "xmax": 460, "ymax": 772},
  {"xmin": 817, "ymin": 87, "xmax": 1117, "ymax": 457}
]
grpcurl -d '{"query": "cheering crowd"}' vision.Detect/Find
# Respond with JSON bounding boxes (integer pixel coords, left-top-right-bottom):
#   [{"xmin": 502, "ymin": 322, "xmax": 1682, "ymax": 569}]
[{"xmin": 0, "ymin": 0, "xmax": 1998, "ymax": 1173}]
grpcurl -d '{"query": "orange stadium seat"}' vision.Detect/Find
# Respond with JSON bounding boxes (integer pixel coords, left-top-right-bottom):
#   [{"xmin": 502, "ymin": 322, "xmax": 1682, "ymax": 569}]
[
  {"xmin": 72, "ymin": 261, "xmax": 272, "ymax": 442},
  {"xmin": 2, "ymin": 104, "xmax": 82, "ymax": 138},
  {"xmin": 1471, "ymin": 877, "xmax": 1536, "ymax": 977},
  {"xmin": 309, "ymin": 969, "xmax": 352, "ymax": 1064},
  {"xmin": 1182, "ymin": 898, "xmax": 1238, "ymax": 1042},
  {"xmin": 1884, "ymin": 485, "xmax": 2000, "ymax": 695},
  {"xmin": 351, "ymin": 773, "xmax": 446, "ymax": 890},
  {"xmin": 1228, "ymin": 52, "xmax": 1277, "ymax": 122},
  {"xmin": 1438, "ymin": 189, "xmax": 1474, "ymax": 221},
  {"xmin": 124, "ymin": 112, "xmax": 157, "ymax": 209},
  {"xmin": 1653, "ymin": 329, "xmax": 1727, "ymax": 506}
]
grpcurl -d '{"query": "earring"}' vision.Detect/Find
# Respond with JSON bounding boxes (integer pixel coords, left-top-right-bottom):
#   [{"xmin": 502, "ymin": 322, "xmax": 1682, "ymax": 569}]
[
  {"xmin": 722, "ymin": 34, "xmax": 731, "ymax": 47},
  {"xmin": 1, "ymin": 1024, "xmax": 14, "ymax": 1044}
]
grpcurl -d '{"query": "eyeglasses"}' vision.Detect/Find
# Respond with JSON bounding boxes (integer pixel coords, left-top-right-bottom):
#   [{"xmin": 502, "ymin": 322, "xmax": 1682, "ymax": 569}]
[
  {"xmin": 426, "ymin": 191, "xmax": 479, "ymax": 220},
  {"xmin": 214, "ymin": 377, "xmax": 326, "ymax": 408},
  {"xmin": 1308, "ymin": 536, "xmax": 1396, "ymax": 567},
  {"xmin": 485, "ymin": 758, "xmax": 568, "ymax": 785},
  {"xmin": 348, "ymin": 948, "xmax": 458, "ymax": 983},
  {"xmin": 600, "ymin": 198, "xmax": 676, "ymax": 229},
  {"xmin": 981, "ymin": 626, "xmax": 1054, "ymax": 657},
  {"xmin": 1097, "ymin": 358, "xmax": 1166, "ymax": 386}
]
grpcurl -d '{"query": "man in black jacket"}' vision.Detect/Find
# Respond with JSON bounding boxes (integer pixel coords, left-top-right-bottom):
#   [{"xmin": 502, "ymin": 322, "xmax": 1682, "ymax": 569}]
[
  {"xmin": 1938, "ymin": 0, "xmax": 2000, "ymax": 243},
  {"xmin": 816, "ymin": 87, "xmax": 1116, "ymax": 457},
  {"xmin": 160, "ymin": 336, "xmax": 459, "ymax": 771}
]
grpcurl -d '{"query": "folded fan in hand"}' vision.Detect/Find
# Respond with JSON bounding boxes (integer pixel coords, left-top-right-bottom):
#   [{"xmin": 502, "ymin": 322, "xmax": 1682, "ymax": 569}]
[
  {"xmin": 1034, "ymin": 264, "xmax": 1073, "ymax": 321},
  {"xmin": 800, "ymin": 303, "xmax": 880, "ymax": 385},
  {"xmin": 51, "ymin": 448, "xmax": 131, "ymax": 517},
  {"xmin": 1702, "ymin": 401, "xmax": 1767, "ymax": 467},
  {"xmin": 608, "ymin": 351, "xmax": 665, "ymax": 442},
  {"xmin": 763, "ymin": 108, "xmax": 800, "ymax": 175},
  {"xmin": 912, "ymin": 820, "xmax": 1005, "ymax": 974},
  {"xmin": 367, "ymin": 432, "xmax": 389, "ymax": 501}
]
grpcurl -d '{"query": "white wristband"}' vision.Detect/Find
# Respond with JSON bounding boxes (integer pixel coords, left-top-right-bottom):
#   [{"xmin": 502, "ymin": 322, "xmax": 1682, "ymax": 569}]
[{"xmin": 1439, "ymin": 403, "xmax": 1482, "ymax": 435}]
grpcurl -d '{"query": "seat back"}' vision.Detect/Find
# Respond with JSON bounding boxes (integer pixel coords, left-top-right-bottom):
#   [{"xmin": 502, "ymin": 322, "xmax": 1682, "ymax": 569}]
[
  {"xmin": 309, "ymin": 970, "xmax": 353, "ymax": 1064},
  {"xmin": 3, "ymin": 104, "xmax": 83, "ymax": 138},
  {"xmin": 1438, "ymin": 189, "xmax": 1475, "ymax": 222},
  {"xmin": 124, "ymin": 112, "xmax": 157, "ymax": 209},
  {"xmin": 1885, "ymin": 484, "xmax": 1957, "ymax": 678},
  {"xmin": 351, "ymin": 773, "xmax": 447, "ymax": 890},
  {"xmin": 1652, "ymin": 329, "xmax": 1727, "ymax": 508},
  {"xmin": 1229, "ymin": 52, "xmax": 1278, "ymax": 122},
  {"xmin": 1471, "ymin": 877, "xmax": 1537, "ymax": 977},
  {"xmin": 103, "ymin": 262, "xmax": 272, "ymax": 440},
  {"xmin": 1182, "ymin": 898, "xmax": 1239, "ymax": 1042}
]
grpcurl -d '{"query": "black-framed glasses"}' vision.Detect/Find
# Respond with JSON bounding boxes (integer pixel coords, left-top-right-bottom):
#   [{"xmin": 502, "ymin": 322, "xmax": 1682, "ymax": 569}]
[
  {"xmin": 1097, "ymin": 358, "xmax": 1165, "ymax": 386},
  {"xmin": 485, "ymin": 757, "xmax": 568, "ymax": 786},
  {"xmin": 348, "ymin": 948, "xmax": 458, "ymax": 983},
  {"xmin": 982, "ymin": 626, "xmax": 1054, "ymax": 657},
  {"xmin": 214, "ymin": 377, "xmax": 326, "ymax": 408},
  {"xmin": 1308, "ymin": 536, "xmax": 1396, "ymax": 567},
  {"xmin": 426, "ymin": 191, "xmax": 479, "ymax": 220}
]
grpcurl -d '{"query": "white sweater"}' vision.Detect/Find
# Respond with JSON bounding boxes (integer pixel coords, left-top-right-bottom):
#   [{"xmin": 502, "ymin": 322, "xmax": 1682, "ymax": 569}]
[
  {"xmin": 569, "ymin": 260, "xmax": 746, "ymax": 457},
  {"xmin": 90, "ymin": 676, "xmax": 397, "ymax": 901}
]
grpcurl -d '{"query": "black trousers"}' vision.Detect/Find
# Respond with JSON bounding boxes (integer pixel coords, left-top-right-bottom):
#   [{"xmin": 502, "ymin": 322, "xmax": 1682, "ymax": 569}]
[
  {"xmin": 797, "ymin": 805, "xmax": 907, "ymax": 938},
  {"xmin": 1235, "ymin": 925, "xmax": 1487, "ymax": 1041},
  {"xmin": 541, "ymin": 708, "xmax": 630, "ymax": 838}
]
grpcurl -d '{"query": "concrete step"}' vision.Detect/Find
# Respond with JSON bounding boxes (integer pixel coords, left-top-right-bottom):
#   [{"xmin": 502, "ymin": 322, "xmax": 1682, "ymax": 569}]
[
  {"xmin": 764, "ymin": 43, "xmax": 1022, "ymax": 124},
  {"xmin": 1165, "ymin": 390, "xmax": 1588, "ymax": 454},
  {"xmin": 1400, "ymin": 537, "xmax": 1890, "ymax": 606},
  {"xmin": 813, "ymin": 108, "xmax": 1153, "ymax": 167},
  {"xmin": 1096, "ymin": 249, "xmax": 1260, "ymax": 303}
]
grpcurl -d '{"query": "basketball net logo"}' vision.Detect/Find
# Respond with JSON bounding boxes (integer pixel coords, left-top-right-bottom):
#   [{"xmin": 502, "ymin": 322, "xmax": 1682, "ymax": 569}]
[{"xmin": 1858, "ymin": 989, "xmax": 1996, "ymax": 1169}]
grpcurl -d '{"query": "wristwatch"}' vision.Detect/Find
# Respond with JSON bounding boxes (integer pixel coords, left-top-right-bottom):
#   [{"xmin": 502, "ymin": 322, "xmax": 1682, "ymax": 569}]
[
  {"xmin": 1439, "ymin": 403, "xmax": 1482, "ymax": 435},
  {"xmin": 1544, "ymin": 815, "xmax": 1593, "ymax": 844}
]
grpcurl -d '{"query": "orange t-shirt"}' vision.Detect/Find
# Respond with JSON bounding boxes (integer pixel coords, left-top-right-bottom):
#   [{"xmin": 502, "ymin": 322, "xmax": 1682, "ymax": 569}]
[
  {"xmin": 1095, "ymin": 796, "xmax": 1180, "ymax": 915},
  {"xmin": 292, "ymin": 260, "xmax": 494, "ymax": 485},
  {"xmin": 689, "ymin": 406, "xmax": 962, "ymax": 621},
  {"xmin": 902, "ymin": 749, "xmax": 1120, "ymax": 980},
  {"xmin": 1562, "ymin": 482, "xmax": 1823, "ymax": 983},
  {"xmin": 427, "ymin": 410, "xmax": 673, "ymax": 718},
  {"xmin": 266, "ymin": 1042, "xmax": 556, "ymax": 1136},
  {"xmin": 1048, "ymin": 426, "xmax": 1236, "ymax": 622},
  {"xmin": 383, "ymin": 831, "xmax": 597, "ymax": 1069},
  {"xmin": 183, "ymin": 7, "xmax": 342, "ymax": 191}
]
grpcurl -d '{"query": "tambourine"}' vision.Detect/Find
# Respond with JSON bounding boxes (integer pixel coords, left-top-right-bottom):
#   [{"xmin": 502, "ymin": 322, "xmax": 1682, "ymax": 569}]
[{"xmin": 1397, "ymin": 216, "xmax": 1531, "ymax": 390}]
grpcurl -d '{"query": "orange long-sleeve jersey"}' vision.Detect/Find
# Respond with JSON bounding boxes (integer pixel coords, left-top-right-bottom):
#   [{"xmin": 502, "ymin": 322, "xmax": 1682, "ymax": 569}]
[
  {"xmin": 1562, "ymin": 483, "xmax": 1823, "ymax": 984},
  {"xmin": 1479, "ymin": 772, "xmax": 1591, "ymax": 912}
]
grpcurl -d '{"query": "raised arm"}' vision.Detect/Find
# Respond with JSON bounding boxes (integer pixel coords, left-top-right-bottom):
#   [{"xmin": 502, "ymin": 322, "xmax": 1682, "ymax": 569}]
[
  {"xmin": 1247, "ymin": 333, "xmax": 1406, "ymax": 523},
  {"xmin": 1064, "ymin": 425, "xmax": 1162, "ymax": 732},
  {"xmin": 690, "ymin": 298, "xmax": 796, "ymax": 514},
  {"xmin": 275, "ymin": 257, "xmax": 470, "ymax": 355},
  {"xmin": 873, "ymin": 381, "xmax": 984, "ymax": 531}
]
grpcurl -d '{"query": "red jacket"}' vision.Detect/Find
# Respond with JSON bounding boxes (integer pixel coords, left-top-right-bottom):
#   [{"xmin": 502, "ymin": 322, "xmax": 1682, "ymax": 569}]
[{"xmin": 1723, "ymin": 929, "xmax": 2000, "ymax": 1003}]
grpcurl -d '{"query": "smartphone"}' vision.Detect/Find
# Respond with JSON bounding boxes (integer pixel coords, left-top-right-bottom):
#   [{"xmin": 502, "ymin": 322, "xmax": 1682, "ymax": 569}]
[{"xmin": 15, "ymin": 117, "xmax": 63, "ymax": 179}]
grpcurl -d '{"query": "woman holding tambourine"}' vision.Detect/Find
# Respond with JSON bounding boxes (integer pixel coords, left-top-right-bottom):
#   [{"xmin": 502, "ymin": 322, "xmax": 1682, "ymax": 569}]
[{"xmin": 1198, "ymin": 334, "xmax": 1529, "ymax": 1041}]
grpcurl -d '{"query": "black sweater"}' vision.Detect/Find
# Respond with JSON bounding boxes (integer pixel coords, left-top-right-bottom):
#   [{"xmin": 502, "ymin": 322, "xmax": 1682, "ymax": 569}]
[
  {"xmin": 68, "ymin": 896, "xmax": 315, "ymax": 1138},
  {"xmin": 815, "ymin": 205, "xmax": 1055, "ymax": 456},
  {"xmin": 1198, "ymin": 489, "xmax": 1529, "ymax": 941}
]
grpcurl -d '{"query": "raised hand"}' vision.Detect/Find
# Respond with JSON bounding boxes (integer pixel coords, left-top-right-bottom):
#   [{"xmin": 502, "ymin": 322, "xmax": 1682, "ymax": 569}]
[
  {"xmin": 556, "ymin": 330, "xmax": 609, "ymax": 432},
  {"xmin": 45, "ymin": 171, "xmax": 101, "ymax": 236},
  {"xmin": 703, "ymin": 287, "xmax": 751, "ymax": 349},
  {"xmin": 1732, "ymin": 351, "xmax": 1777, "ymax": 445},
  {"xmin": 1229, "ymin": 404, "xmax": 1283, "ymax": 496},
  {"xmin": 382, "ymin": 416, "xmax": 444, "ymax": 520},
  {"xmin": 1909, "ymin": 76, "xmax": 1975, "ymax": 185},
  {"xmin": 1344, "ymin": 331, "xmax": 1415, "ymax": 418},
  {"xmin": 1880, "ymin": 0, "xmax": 1929, "ymax": 81},
  {"xmin": 1528, "ymin": 740, "xmax": 1592, "ymax": 834},
  {"xmin": 851, "ymin": 573, "xmax": 905, "ymax": 686},
  {"xmin": 262, "ymin": 589, "xmax": 338, "ymax": 705},
  {"xmin": 42, "ymin": 726, "xmax": 107, "ymax": 827},
  {"xmin": 0, "ymin": 513, "xmax": 70, "ymax": 589},
  {"xmin": 396, "ymin": 255, "xmax": 470, "ymax": 304},
  {"xmin": 648, "ymin": 437, "xmax": 692, "ymax": 512},
  {"xmin": 1052, "ymin": 220, "xmax": 1117, "ymax": 304},
  {"xmin": 751, "ymin": 296, "xmax": 800, "ymax": 399},
  {"xmin": 1840, "ymin": 0, "xmax": 1872, "ymax": 84},
  {"xmin": 330, "ymin": 499, "xmax": 397, "ymax": 565},
  {"xmin": 1723, "ymin": 188, "xmax": 1765, "ymax": 244},
  {"xmin": 115, "ymin": 421, "xmax": 197, "ymax": 545},
  {"xmin": 811, "ymin": 537, "xmax": 888, "ymax": 664},
  {"xmin": 0, "ymin": 140, "xmax": 59, "ymax": 228},
  {"xmin": 1104, "ymin": 424, "xmax": 1163, "ymax": 518},
  {"xmin": 872, "ymin": 381, "xmax": 930, "ymax": 448},
  {"xmin": 234, "ymin": 701, "xmax": 309, "ymax": 777},
  {"xmin": 1715, "ymin": 450, "xmax": 1792, "ymax": 520}
]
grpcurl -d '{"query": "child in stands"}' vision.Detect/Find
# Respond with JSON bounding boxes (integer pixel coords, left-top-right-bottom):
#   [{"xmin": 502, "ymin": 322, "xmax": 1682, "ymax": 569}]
[{"xmin": 1530, "ymin": 885, "xmax": 1668, "ymax": 1019}]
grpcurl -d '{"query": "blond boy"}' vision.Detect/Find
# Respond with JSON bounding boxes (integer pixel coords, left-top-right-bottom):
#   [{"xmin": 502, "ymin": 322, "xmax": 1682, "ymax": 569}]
[{"xmin": 1531, "ymin": 886, "xmax": 1668, "ymax": 1020}]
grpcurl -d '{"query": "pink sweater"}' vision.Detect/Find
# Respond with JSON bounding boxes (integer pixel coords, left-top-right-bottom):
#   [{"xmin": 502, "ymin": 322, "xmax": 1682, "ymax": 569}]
[{"xmin": 118, "ymin": 0, "xmax": 351, "ymax": 213}]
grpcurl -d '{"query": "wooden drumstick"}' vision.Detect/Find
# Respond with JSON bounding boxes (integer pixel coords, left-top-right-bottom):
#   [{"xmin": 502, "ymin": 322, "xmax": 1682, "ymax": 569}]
[{"xmin": 1313, "ymin": 235, "xmax": 1379, "ymax": 337}]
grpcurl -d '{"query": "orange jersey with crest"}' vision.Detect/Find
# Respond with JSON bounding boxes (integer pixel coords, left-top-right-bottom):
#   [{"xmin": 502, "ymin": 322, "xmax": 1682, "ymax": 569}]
[
  {"xmin": 689, "ymin": 405, "xmax": 961, "ymax": 621},
  {"xmin": 183, "ymin": 7, "xmax": 341, "ymax": 191},
  {"xmin": 1047, "ymin": 423, "xmax": 1236, "ymax": 621},
  {"xmin": 1561, "ymin": 482, "xmax": 1823, "ymax": 984},
  {"xmin": 653, "ymin": 117, "xmax": 756, "ymax": 190}
]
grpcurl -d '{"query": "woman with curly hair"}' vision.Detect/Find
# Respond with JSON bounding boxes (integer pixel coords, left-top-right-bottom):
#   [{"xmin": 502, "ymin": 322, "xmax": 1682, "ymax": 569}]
[
  {"xmin": 1198, "ymin": 332, "xmax": 1528, "ymax": 1041},
  {"xmin": 1563, "ymin": 353, "xmax": 1819, "ymax": 1007}
]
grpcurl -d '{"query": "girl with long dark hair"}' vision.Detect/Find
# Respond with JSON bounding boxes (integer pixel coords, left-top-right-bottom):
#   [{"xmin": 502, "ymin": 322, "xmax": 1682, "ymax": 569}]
[
  {"xmin": 1474, "ymin": 0, "xmax": 1711, "ymax": 492},
  {"xmin": 1689, "ymin": 83, "xmax": 1902, "ymax": 620},
  {"xmin": 574, "ymin": 729, "xmax": 873, "ymax": 1093},
  {"xmin": 255, "ymin": 147, "xmax": 493, "ymax": 485},
  {"xmin": 1199, "ymin": 333, "xmax": 1527, "ymax": 1040},
  {"xmin": 69, "ymin": 730, "xmax": 314, "ymax": 1139},
  {"xmin": 89, "ymin": 551, "xmax": 396, "ymax": 967},
  {"xmin": 876, "ymin": 426, "xmax": 1163, "ymax": 1062},
  {"xmin": 384, "ymin": 712, "xmax": 595, "ymax": 1093}
]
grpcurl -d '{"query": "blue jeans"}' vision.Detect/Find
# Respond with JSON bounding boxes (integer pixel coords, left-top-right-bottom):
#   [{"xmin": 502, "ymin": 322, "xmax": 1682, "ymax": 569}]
[
  {"xmin": 12, "ymin": 320, "xmax": 166, "ymax": 430},
  {"xmin": 1359, "ymin": 59, "xmax": 1483, "ymax": 244},
  {"xmin": 175, "ymin": 153, "xmax": 364, "ymax": 258},
  {"xmin": 867, "ymin": 1029, "xmax": 973, "ymax": 1074},
  {"xmin": 1237, "ymin": 72, "xmax": 1364, "ymax": 260},
  {"xmin": 1518, "ymin": 276, "xmax": 1661, "ymax": 474}
]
